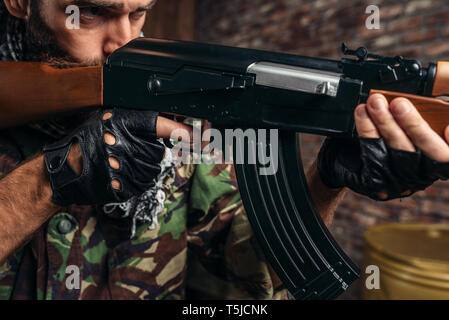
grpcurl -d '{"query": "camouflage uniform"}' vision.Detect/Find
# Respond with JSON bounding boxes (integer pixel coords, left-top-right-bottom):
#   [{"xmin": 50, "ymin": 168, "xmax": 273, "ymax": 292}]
[{"xmin": 0, "ymin": 125, "xmax": 287, "ymax": 300}]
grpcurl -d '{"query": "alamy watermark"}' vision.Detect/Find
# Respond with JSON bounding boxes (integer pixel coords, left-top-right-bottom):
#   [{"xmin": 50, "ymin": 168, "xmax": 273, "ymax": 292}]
[
  {"xmin": 65, "ymin": 5, "xmax": 80, "ymax": 30},
  {"xmin": 63, "ymin": 264, "xmax": 382, "ymax": 291},
  {"xmin": 365, "ymin": 265, "xmax": 380, "ymax": 290},
  {"xmin": 65, "ymin": 265, "xmax": 80, "ymax": 290},
  {"xmin": 169, "ymin": 121, "xmax": 279, "ymax": 176},
  {"xmin": 365, "ymin": 5, "xmax": 380, "ymax": 30}
]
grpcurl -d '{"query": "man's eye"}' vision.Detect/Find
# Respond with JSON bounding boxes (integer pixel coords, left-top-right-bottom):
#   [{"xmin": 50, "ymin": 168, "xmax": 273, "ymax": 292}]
[
  {"xmin": 79, "ymin": 7, "xmax": 101, "ymax": 21},
  {"xmin": 130, "ymin": 11, "xmax": 146, "ymax": 21}
]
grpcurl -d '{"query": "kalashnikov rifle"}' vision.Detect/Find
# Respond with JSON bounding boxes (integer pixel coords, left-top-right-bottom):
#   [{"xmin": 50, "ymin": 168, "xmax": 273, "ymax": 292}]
[{"xmin": 1, "ymin": 38, "xmax": 449, "ymax": 299}]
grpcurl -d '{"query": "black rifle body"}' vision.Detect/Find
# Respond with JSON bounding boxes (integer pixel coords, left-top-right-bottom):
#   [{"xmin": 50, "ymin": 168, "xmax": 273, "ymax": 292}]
[{"xmin": 103, "ymin": 38, "xmax": 436, "ymax": 299}]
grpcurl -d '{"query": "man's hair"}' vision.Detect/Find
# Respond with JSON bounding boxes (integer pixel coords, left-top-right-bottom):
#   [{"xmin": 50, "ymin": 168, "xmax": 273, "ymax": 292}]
[
  {"xmin": 0, "ymin": 0, "xmax": 79, "ymax": 65},
  {"xmin": 0, "ymin": 1, "xmax": 26, "ymax": 61},
  {"xmin": 0, "ymin": 1, "xmax": 18, "ymax": 42}
]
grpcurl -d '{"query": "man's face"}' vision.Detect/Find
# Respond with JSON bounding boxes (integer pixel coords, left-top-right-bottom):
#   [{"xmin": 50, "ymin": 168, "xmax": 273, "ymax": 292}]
[{"xmin": 29, "ymin": 0, "xmax": 155, "ymax": 65}]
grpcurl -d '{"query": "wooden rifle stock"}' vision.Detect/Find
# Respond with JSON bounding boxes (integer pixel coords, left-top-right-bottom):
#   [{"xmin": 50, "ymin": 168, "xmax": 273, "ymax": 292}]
[
  {"xmin": 0, "ymin": 62, "xmax": 102, "ymax": 128},
  {"xmin": 1, "ymin": 61, "xmax": 449, "ymax": 138}
]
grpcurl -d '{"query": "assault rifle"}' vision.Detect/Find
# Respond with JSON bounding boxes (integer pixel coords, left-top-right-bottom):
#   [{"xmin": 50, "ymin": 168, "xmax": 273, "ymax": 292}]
[{"xmin": 1, "ymin": 38, "xmax": 449, "ymax": 299}]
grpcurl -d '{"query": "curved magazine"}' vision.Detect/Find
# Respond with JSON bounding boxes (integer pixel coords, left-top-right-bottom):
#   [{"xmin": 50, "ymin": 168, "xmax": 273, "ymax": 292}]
[{"xmin": 234, "ymin": 131, "xmax": 360, "ymax": 299}]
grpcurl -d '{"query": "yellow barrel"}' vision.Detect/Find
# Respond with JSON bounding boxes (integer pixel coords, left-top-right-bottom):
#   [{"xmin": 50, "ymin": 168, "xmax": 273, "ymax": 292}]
[{"xmin": 362, "ymin": 223, "xmax": 449, "ymax": 300}]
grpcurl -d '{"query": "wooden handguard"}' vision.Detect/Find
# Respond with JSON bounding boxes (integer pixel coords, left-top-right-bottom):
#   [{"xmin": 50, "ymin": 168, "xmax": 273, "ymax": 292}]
[
  {"xmin": 372, "ymin": 62, "xmax": 449, "ymax": 139},
  {"xmin": 371, "ymin": 89, "xmax": 449, "ymax": 138},
  {"xmin": 0, "ymin": 62, "xmax": 103, "ymax": 128}
]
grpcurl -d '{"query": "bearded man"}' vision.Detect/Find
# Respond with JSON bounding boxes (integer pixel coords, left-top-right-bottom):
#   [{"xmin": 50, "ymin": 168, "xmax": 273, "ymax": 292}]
[{"xmin": 0, "ymin": 0, "xmax": 449, "ymax": 300}]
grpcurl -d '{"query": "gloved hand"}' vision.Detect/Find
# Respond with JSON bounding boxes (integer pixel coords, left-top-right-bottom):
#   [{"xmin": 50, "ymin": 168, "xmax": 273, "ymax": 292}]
[
  {"xmin": 43, "ymin": 108, "xmax": 165, "ymax": 206},
  {"xmin": 317, "ymin": 136, "xmax": 449, "ymax": 201},
  {"xmin": 317, "ymin": 92, "xmax": 449, "ymax": 201}
]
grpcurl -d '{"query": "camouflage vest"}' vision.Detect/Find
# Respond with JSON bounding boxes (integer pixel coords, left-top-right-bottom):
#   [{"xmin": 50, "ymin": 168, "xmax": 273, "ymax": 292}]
[{"xmin": 0, "ymin": 125, "xmax": 285, "ymax": 299}]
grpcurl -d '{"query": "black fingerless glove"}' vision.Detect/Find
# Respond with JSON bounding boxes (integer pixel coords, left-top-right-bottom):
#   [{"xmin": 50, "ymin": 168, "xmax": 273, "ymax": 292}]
[
  {"xmin": 43, "ymin": 108, "xmax": 165, "ymax": 206},
  {"xmin": 317, "ymin": 136, "xmax": 449, "ymax": 201}
]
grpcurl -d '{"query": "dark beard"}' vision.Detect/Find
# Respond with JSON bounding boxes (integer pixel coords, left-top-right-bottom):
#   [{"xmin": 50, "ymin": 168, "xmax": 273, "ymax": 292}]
[
  {"xmin": 23, "ymin": 1, "xmax": 101, "ymax": 67},
  {"xmin": 20, "ymin": 2, "xmax": 98, "ymax": 137}
]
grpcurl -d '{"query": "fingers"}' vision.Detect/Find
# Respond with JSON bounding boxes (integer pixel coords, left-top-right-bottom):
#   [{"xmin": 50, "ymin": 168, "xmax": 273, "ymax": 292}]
[
  {"xmin": 104, "ymin": 132, "xmax": 120, "ymax": 188},
  {"xmin": 156, "ymin": 116, "xmax": 193, "ymax": 140},
  {"xmin": 389, "ymin": 97, "xmax": 449, "ymax": 162},
  {"xmin": 445, "ymin": 125, "xmax": 449, "ymax": 145},
  {"xmin": 357, "ymin": 93, "xmax": 449, "ymax": 162},
  {"xmin": 354, "ymin": 104, "xmax": 380, "ymax": 138},
  {"xmin": 111, "ymin": 179, "xmax": 121, "ymax": 190},
  {"xmin": 103, "ymin": 112, "xmax": 113, "ymax": 121},
  {"xmin": 365, "ymin": 94, "xmax": 416, "ymax": 152},
  {"xmin": 104, "ymin": 132, "xmax": 116, "ymax": 145}
]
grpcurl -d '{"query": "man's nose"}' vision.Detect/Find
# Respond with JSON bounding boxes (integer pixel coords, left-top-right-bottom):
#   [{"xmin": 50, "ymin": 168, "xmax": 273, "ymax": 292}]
[{"xmin": 103, "ymin": 17, "xmax": 133, "ymax": 57}]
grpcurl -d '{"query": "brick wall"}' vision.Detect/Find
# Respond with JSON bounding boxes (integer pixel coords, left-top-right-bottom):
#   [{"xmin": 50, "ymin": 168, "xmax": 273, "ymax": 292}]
[{"xmin": 195, "ymin": 0, "xmax": 449, "ymax": 299}]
